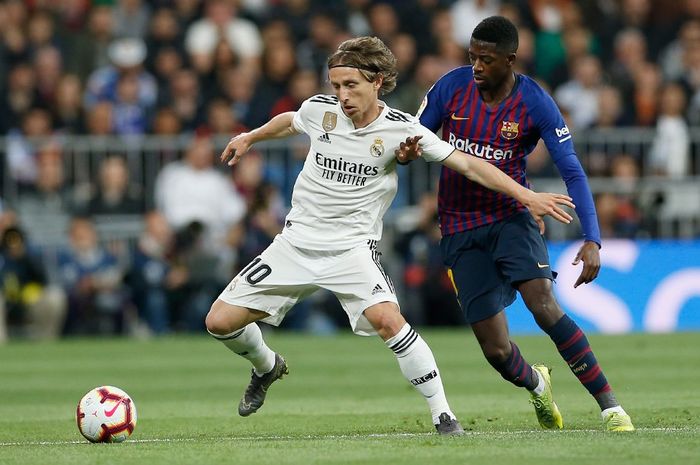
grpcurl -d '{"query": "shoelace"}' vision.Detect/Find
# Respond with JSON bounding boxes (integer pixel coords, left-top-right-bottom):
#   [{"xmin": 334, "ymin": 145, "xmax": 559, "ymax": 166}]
[{"xmin": 530, "ymin": 398, "xmax": 553, "ymax": 421}]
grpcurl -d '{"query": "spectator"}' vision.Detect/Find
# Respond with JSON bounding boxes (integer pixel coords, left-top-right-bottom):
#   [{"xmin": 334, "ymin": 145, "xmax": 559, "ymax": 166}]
[
  {"xmin": 219, "ymin": 64, "xmax": 257, "ymax": 125},
  {"xmin": 593, "ymin": 85, "xmax": 629, "ymax": 128},
  {"xmin": 63, "ymin": 5, "xmax": 116, "ymax": 83},
  {"xmin": 84, "ymin": 101, "xmax": 115, "ymax": 136},
  {"xmin": 112, "ymin": 0, "xmax": 152, "ymax": 40},
  {"xmin": 84, "ymin": 37, "xmax": 157, "ymax": 113},
  {"xmin": 52, "ymin": 74, "xmax": 86, "ymax": 134},
  {"xmin": 0, "ymin": 226, "xmax": 67, "ymax": 341},
  {"xmin": 366, "ymin": 2, "xmax": 401, "ymax": 43},
  {"xmin": 58, "ymin": 217, "xmax": 126, "ymax": 335},
  {"xmin": 33, "ymin": 45, "xmax": 63, "ymax": 109},
  {"xmin": 649, "ymin": 83, "xmax": 690, "ymax": 178},
  {"xmin": 163, "ymin": 68, "xmax": 205, "ymax": 131},
  {"xmin": 201, "ymin": 97, "xmax": 248, "ymax": 136},
  {"xmin": 296, "ymin": 12, "xmax": 343, "ymax": 81},
  {"xmin": 12, "ymin": 142, "xmax": 77, "ymax": 246},
  {"xmin": 145, "ymin": 7, "xmax": 184, "ymax": 64},
  {"xmin": 554, "ymin": 54, "xmax": 603, "ymax": 129},
  {"xmin": 394, "ymin": 192, "xmax": 464, "ymax": 326},
  {"xmin": 450, "ymin": 0, "xmax": 500, "ymax": 47},
  {"xmin": 0, "ymin": 63, "xmax": 39, "ymax": 134},
  {"xmin": 630, "ymin": 61, "xmax": 663, "ymax": 126},
  {"xmin": 659, "ymin": 19, "xmax": 700, "ymax": 81},
  {"xmin": 82, "ymin": 155, "xmax": 144, "ymax": 216},
  {"xmin": 245, "ymin": 39, "xmax": 298, "ymax": 128},
  {"xmin": 113, "ymin": 72, "xmax": 150, "ymax": 135},
  {"xmin": 6, "ymin": 108, "xmax": 53, "ymax": 186},
  {"xmin": 184, "ymin": 0, "xmax": 263, "ymax": 75},
  {"xmin": 154, "ymin": 133, "xmax": 247, "ymax": 254},
  {"xmin": 126, "ymin": 210, "xmax": 184, "ymax": 334}
]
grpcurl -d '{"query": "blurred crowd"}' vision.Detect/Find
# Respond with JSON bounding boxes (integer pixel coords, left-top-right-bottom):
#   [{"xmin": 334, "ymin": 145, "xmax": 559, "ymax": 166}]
[{"xmin": 1, "ymin": 0, "xmax": 700, "ymax": 341}]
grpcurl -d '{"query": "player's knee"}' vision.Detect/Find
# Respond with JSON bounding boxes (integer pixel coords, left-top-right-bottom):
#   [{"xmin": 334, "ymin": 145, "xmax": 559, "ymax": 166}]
[
  {"xmin": 205, "ymin": 301, "xmax": 237, "ymax": 336},
  {"xmin": 482, "ymin": 341, "xmax": 511, "ymax": 365},
  {"xmin": 365, "ymin": 303, "xmax": 405, "ymax": 339}
]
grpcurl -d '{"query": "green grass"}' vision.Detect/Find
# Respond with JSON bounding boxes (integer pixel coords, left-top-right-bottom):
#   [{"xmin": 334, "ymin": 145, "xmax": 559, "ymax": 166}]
[{"xmin": 1, "ymin": 330, "xmax": 699, "ymax": 464}]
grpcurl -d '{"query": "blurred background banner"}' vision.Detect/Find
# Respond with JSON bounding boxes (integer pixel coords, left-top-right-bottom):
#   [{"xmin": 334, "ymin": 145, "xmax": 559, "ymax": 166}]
[{"xmin": 506, "ymin": 240, "xmax": 700, "ymax": 334}]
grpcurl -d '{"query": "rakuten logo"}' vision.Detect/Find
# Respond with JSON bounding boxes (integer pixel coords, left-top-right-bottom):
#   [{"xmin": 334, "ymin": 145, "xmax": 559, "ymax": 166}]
[{"xmin": 448, "ymin": 133, "xmax": 513, "ymax": 160}]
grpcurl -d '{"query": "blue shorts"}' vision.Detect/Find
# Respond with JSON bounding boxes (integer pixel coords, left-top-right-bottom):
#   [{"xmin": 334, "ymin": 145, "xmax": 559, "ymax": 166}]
[{"xmin": 440, "ymin": 212, "xmax": 556, "ymax": 324}]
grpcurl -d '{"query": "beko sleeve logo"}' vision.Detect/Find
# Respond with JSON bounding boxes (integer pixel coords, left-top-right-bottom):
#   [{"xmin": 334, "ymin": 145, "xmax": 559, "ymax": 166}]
[{"xmin": 555, "ymin": 126, "xmax": 572, "ymax": 143}]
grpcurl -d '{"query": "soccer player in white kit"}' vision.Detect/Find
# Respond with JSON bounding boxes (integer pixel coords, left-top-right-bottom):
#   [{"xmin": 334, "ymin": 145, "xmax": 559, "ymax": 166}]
[{"xmin": 205, "ymin": 36, "xmax": 575, "ymax": 435}]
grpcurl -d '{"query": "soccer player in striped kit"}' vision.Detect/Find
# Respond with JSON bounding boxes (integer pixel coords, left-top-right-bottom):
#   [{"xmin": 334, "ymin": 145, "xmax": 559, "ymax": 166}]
[
  {"xmin": 206, "ymin": 36, "xmax": 575, "ymax": 435},
  {"xmin": 407, "ymin": 16, "xmax": 634, "ymax": 432}
]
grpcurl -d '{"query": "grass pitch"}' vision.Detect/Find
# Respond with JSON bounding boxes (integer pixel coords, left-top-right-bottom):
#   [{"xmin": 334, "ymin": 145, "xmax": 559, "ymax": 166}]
[{"xmin": 1, "ymin": 330, "xmax": 698, "ymax": 465}]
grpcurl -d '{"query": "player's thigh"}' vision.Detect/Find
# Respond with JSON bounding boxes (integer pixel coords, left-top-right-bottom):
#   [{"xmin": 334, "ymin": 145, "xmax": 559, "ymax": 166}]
[
  {"xmin": 442, "ymin": 229, "xmax": 515, "ymax": 324},
  {"xmin": 320, "ymin": 243, "xmax": 399, "ymax": 336},
  {"xmin": 449, "ymin": 247, "xmax": 515, "ymax": 323},
  {"xmin": 217, "ymin": 235, "xmax": 318, "ymax": 327},
  {"xmin": 493, "ymin": 212, "xmax": 555, "ymax": 284}
]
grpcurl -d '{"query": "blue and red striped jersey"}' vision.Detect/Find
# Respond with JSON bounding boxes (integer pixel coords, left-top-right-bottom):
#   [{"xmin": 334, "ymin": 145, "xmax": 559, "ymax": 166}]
[{"xmin": 419, "ymin": 66, "xmax": 583, "ymax": 237}]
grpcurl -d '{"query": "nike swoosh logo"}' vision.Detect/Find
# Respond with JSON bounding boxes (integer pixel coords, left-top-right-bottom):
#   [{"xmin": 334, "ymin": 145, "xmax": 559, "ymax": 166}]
[
  {"xmin": 104, "ymin": 400, "xmax": 122, "ymax": 417},
  {"xmin": 537, "ymin": 263, "xmax": 549, "ymax": 268},
  {"xmin": 451, "ymin": 113, "xmax": 469, "ymax": 121}
]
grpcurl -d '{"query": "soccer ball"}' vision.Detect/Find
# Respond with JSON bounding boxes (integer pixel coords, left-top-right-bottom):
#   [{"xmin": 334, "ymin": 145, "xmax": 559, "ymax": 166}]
[{"xmin": 76, "ymin": 386, "xmax": 137, "ymax": 443}]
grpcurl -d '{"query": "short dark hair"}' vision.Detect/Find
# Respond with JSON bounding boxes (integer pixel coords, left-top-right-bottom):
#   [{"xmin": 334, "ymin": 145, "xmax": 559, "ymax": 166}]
[{"xmin": 471, "ymin": 16, "xmax": 519, "ymax": 54}]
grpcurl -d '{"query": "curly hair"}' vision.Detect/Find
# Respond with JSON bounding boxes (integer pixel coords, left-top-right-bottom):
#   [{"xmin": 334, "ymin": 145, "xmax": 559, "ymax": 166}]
[
  {"xmin": 471, "ymin": 16, "xmax": 519, "ymax": 54},
  {"xmin": 327, "ymin": 36, "xmax": 398, "ymax": 95}
]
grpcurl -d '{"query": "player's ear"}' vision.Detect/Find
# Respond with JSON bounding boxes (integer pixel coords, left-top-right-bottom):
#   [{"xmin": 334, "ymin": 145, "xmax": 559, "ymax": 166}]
[
  {"xmin": 506, "ymin": 53, "xmax": 516, "ymax": 67},
  {"xmin": 374, "ymin": 73, "xmax": 383, "ymax": 91}
]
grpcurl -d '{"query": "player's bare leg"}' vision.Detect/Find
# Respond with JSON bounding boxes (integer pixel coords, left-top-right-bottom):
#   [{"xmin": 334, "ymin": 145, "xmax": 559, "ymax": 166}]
[
  {"xmin": 364, "ymin": 302, "xmax": 464, "ymax": 435},
  {"xmin": 471, "ymin": 311, "xmax": 562, "ymax": 429},
  {"xmin": 205, "ymin": 300, "xmax": 287, "ymax": 416},
  {"xmin": 518, "ymin": 278, "xmax": 634, "ymax": 431}
]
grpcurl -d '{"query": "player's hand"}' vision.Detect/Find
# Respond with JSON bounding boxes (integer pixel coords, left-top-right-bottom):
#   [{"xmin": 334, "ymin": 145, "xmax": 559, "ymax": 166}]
[
  {"xmin": 395, "ymin": 135, "xmax": 423, "ymax": 164},
  {"xmin": 523, "ymin": 192, "xmax": 575, "ymax": 234},
  {"xmin": 572, "ymin": 240, "xmax": 600, "ymax": 288},
  {"xmin": 221, "ymin": 132, "xmax": 251, "ymax": 166}
]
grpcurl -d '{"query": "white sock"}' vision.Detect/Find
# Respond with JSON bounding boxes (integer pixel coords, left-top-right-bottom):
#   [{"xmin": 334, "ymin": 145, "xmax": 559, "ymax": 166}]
[
  {"xmin": 529, "ymin": 370, "xmax": 545, "ymax": 396},
  {"xmin": 601, "ymin": 406, "xmax": 626, "ymax": 419},
  {"xmin": 209, "ymin": 323, "xmax": 276, "ymax": 375},
  {"xmin": 385, "ymin": 323, "xmax": 455, "ymax": 425}
]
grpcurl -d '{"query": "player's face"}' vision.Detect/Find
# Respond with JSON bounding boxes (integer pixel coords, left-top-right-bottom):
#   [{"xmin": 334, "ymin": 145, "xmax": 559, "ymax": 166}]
[
  {"xmin": 468, "ymin": 40, "xmax": 514, "ymax": 92},
  {"xmin": 329, "ymin": 66, "xmax": 381, "ymax": 127}
]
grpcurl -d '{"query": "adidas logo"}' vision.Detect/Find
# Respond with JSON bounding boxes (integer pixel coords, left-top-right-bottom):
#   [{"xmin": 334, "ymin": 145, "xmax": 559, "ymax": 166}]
[
  {"xmin": 317, "ymin": 133, "xmax": 331, "ymax": 144},
  {"xmin": 371, "ymin": 284, "xmax": 385, "ymax": 295}
]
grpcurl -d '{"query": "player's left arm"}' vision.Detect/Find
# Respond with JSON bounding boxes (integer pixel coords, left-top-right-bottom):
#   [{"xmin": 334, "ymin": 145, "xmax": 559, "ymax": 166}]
[
  {"xmin": 535, "ymin": 95, "xmax": 602, "ymax": 287},
  {"xmin": 440, "ymin": 150, "xmax": 575, "ymax": 233}
]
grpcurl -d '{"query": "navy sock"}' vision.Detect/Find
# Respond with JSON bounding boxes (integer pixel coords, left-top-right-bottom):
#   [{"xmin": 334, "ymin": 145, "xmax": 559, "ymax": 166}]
[
  {"xmin": 487, "ymin": 341, "xmax": 537, "ymax": 390},
  {"xmin": 545, "ymin": 314, "xmax": 612, "ymax": 398}
]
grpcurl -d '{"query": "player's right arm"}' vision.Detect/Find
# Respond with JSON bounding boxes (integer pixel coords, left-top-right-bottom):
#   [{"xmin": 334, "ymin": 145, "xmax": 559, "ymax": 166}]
[{"xmin": 221, "ymin": 111, "xmax": 300, "ymax": 166}]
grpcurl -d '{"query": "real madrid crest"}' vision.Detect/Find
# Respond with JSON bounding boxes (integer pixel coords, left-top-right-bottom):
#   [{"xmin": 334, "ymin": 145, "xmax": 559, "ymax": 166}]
[
  {"xmin": 500, "ymin": 121, "xmax": 519, "ymax": 140},
  {"xmin": 370, "ymin": 138, "xmax": 385, "ymax": 157},
  {"xmin": 322, "ymin": 112, "xmax": 337, "ymax": 132}
]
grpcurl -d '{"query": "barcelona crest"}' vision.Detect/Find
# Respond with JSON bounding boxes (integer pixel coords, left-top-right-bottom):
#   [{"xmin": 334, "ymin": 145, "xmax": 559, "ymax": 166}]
[
  {"xmin": 500, "ymin": 121, "xmax": 519, "ymax": 140},
  {"xmin": 322, "ymin": 112, "xmax": 337, "ymax": 132}
]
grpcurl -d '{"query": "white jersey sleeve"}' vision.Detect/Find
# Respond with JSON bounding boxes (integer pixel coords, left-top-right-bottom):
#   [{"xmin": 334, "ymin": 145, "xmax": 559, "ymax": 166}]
[
  {"xmin": 292, "ymin": 101, "xmax": 310, "ymax": 134},
  {"xmin": 406, "ymin": 118, "xmax": 455, "ymax": 163}
]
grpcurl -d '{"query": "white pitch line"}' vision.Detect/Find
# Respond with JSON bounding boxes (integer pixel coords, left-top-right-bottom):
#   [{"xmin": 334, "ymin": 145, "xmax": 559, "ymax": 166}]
[{"xmin": 0, "ymin": 427, "xmax": 695, "ymax": 447}]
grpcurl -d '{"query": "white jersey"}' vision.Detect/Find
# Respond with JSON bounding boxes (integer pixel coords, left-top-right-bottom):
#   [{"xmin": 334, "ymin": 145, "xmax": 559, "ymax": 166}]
[{"xmin": 284, "ymin": 94, "xmax": 455, "ymax": 250}]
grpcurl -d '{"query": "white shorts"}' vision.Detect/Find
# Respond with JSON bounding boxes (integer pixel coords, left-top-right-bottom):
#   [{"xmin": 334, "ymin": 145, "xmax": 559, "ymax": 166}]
[{"xmin": 218, "ymin": 235, "xmax": 399, "ymax": 335}]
